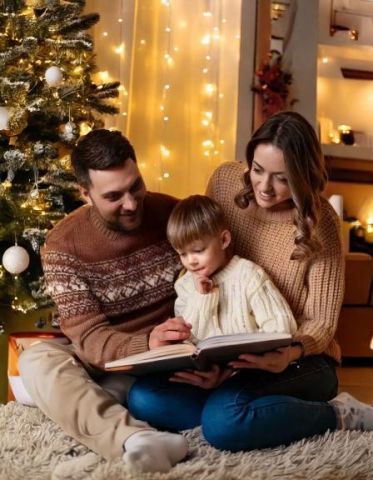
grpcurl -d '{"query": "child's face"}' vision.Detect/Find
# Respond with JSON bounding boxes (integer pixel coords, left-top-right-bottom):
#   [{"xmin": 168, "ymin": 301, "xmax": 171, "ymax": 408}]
[{"xmin": 176, "ymin": 231, "xmax": 231, "ymax": 279}]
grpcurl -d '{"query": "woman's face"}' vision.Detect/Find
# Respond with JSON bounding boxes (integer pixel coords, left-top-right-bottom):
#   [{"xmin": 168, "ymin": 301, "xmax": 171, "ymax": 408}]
[{"xmin": 249, "ymin": 143, "xmax": 293, "ymax": 211}]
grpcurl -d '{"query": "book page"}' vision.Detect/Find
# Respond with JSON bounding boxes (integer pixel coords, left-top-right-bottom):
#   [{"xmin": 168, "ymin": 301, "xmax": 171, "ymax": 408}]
[
  {"xmin": 105, "ymin": 342, "xmax": 195, "ymax": 369},
  {"xmin": 197, "ymin": 332, "xmax": 292, "ymax": 350}
]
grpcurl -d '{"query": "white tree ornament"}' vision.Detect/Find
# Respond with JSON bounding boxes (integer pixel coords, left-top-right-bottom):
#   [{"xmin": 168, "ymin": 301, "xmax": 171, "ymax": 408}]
[
  {"xmin": 45, "ymin": 66, "xmax": 63, "ymax": 87},
  {"xmin": 0, "ymin": 106, "xmax": 9, "ymax": 130},
  {"xmin": 2, "ymin": 245, "xmax": 30, "ymax": 274}
]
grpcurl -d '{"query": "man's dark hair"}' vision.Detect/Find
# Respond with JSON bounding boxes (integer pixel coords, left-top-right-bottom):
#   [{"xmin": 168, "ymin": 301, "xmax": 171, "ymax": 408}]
[{"xmin": 71, "ymin": 129, "xmax": 137, "ymax": 188}]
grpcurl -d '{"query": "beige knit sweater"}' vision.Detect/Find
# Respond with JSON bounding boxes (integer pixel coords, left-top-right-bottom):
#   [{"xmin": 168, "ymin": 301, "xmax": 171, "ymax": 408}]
[
  {"xmin": 175, "ymin": 255, "xmax": 297, "ymax": 341},
  {"xmin": 207, "ymin": 162, "xmax": 345, "ymax": 363}
]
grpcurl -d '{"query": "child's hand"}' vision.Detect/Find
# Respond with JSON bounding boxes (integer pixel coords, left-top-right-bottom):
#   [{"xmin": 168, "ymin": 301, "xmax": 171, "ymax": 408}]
[{"xmin": 194, "ymin": 276, "xmax": 214, "ymax": 294}]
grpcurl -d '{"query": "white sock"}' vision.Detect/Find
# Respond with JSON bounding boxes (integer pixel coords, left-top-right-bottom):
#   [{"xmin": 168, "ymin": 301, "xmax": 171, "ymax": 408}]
[
  {"xmin": 329, "ymin": 392, "xmax": 373, "ymax": 430},
  {"xmin": 123, "ymin": 430, "xmax": 188, "ymax": 473}
]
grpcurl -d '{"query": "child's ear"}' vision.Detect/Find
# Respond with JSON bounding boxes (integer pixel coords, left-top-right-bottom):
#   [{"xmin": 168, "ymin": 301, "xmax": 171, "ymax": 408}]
[
  {"xmin": 221, "ymin": 229, "xmax": 231, "ymax": 250},
  {"xmin": 78, "ymin": 185, "xmax": 93, "ymax": 206}
]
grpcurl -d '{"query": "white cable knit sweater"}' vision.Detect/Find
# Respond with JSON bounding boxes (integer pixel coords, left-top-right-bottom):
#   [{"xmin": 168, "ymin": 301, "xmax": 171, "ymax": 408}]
[{"xmin": 174, "ymin": 255, "xmax": 297, "ymax": 342}]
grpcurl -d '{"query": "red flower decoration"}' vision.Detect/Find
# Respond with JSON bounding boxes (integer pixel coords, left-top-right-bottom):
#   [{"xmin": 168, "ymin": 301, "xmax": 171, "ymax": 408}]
[{"xmin": 252, "ymin": 50, "xmax": 294, "ymax": 117}]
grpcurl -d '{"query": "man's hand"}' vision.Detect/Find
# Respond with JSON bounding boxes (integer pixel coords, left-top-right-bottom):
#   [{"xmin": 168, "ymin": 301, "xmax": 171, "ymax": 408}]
[
  {"xmin": 149, "ymin": 317, "xmax": 192, "ymax": 349},
  {"xmin": 194, "ymin": 276, "xmax": 215, "ymax": 294},
  {"xmin": 228, "ymin": 346, "xmax": 293, "ymax": 373},
  {"xmin": 169, "ymin": 364, "xmax": 233, "ymax": 389}
]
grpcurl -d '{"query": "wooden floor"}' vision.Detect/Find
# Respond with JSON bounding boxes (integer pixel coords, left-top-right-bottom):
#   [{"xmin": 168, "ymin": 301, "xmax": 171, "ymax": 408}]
[{"xmin": 337, "ymin": 362, "xmax": 373, "ymax": 403}]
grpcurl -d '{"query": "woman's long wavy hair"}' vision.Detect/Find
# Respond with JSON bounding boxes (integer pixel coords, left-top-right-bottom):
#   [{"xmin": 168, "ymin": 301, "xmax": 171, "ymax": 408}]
[{"xmin": 234, "ymin": 111, "xmax": 328, "ymax": 261}]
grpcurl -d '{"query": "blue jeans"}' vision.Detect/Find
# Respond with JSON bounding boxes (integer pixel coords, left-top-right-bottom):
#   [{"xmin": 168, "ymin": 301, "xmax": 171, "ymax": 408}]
[{"xmin": 128, "ymin": 355, "xmax": 338, "ymax": 451}]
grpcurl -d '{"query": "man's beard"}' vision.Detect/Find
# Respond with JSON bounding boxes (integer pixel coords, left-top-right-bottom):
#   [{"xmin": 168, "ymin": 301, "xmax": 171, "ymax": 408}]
[{"xmin": 104, "ymin": 210, "xmax": 143, "ymax": 232}]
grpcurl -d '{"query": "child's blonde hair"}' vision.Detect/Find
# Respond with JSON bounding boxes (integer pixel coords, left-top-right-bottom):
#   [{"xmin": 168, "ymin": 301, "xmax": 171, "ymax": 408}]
[{"xmin": 167, "ymin": 195, "xmax": 227, "ymax": 251}]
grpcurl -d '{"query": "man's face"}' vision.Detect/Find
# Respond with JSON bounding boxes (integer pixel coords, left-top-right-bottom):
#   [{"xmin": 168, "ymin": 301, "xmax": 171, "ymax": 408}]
[{"xmin": 80, "ymin": 159, "xmax": 147, "ymax": 232}]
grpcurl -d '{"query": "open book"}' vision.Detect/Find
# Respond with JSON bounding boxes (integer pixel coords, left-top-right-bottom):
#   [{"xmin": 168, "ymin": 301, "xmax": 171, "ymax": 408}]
[{"xmin": 104, "ymin": 332, "xmax": 294, "ymax": 375}]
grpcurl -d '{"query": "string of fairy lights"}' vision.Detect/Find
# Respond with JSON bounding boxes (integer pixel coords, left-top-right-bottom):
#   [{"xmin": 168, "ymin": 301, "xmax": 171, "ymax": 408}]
[{"xmin": 92, "ymin": 0, "xmax": 242, "ymax": 196}]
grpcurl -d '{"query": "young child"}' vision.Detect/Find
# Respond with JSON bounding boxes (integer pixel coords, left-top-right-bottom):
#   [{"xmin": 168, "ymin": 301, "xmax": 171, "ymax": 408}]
[{"xmin": 167, "ymin": 194, "xmax": 297, "ymax": 341}]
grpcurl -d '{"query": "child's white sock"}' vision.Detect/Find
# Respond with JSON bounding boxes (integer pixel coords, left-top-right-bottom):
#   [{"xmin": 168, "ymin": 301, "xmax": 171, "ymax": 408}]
[
  {"xmin": 123, "ymin": 430, "xmax": 188, "ymax": 473},
  {"xmin": 329, "ymin": 392, "xmax": 373, "ymax": 430}
]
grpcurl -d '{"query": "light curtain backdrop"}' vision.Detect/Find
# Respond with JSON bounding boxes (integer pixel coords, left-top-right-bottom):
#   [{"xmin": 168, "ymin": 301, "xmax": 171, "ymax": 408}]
[{"xmin": 86, "ymin": 0, "xmax": 243, "ymax": 197}]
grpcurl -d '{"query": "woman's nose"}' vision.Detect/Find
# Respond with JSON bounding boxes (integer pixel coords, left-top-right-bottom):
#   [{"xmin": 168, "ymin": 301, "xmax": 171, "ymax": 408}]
[{"xmin": 261, "ymin": 175, "xmax": 273, "ymax": 192}]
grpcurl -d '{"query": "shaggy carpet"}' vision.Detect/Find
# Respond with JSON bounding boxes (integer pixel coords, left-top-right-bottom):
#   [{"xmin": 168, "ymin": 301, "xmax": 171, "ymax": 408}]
[{"xmin": 1, "ymin": 401, "xmax": 373, "ymax": 480}]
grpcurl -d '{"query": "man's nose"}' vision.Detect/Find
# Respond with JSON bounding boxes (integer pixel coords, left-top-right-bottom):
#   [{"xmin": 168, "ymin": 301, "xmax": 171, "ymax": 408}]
[{"xmin": 122, "ymin": 194, "xmax": 137, "ymax": 211}]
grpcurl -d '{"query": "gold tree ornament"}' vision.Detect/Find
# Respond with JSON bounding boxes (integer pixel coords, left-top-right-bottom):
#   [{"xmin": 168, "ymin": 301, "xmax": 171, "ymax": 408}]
[{"xmin": 8, "ymin": 108, "xmax": 28, "ymax": 136}]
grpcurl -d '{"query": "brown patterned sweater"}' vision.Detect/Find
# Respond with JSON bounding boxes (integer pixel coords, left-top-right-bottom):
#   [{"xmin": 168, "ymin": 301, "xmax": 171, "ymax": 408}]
[
  {"xmin": 207, "ymin": 161, "xmax": 345, "ymax": 363},
  {"xmin": 41, "ymin": 192, "xmax": 181, "ymax": 368}
]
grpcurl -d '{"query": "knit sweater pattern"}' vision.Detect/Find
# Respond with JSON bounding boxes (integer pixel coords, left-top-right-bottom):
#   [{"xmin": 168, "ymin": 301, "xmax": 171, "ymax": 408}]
[
  {"xmin": 41, "ymin": 192, "xmax": 181, "ymax": 367},
  {"xmin": 207, "ymin": 162, "xmax": 345, "ymax": 362},
  {"xmin": 175, "ymin": 255, "xmax": 297, "ymax": 342}
]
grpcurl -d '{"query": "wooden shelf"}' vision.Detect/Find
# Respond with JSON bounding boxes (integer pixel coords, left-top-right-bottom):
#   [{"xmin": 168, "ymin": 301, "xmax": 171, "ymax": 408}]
[{"xmin": 322, "ymin": 144, "xmax": 373, "ymax": 183}]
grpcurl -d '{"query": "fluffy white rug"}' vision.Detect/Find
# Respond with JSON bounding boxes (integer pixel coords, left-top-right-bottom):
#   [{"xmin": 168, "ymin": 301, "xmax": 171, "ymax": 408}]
[{"xmin": 1, "ymin": 401, "xmax": 373, "ymax": 480}]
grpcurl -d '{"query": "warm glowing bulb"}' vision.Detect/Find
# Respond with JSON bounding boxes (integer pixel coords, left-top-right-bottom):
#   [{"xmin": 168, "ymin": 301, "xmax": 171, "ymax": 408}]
[
  {"xmin": 103, "ymin": 31, "xmax": 108, "ymax": 37},
  {"xmin": 161, "ymin": 0, "xmax": 170, "ymax": 6},
  {"xmin": 203, "ymin": 11, "xmax": 212, "ymax": 17},
  {"xmin": 160, "ymin": 145, "xmax": 170, "ymax": 157},
  {"xmin": 118, "ymin": 18, "xmax": 123, "ymax": 22},
  {"xmin": 163, "ymin": 116, "xmax": 169, "ymax": 121},
  {"xmin": 202, "ymin": 68, "xmax": 208, "ymax": 74},
  {"xmin": 201, "ymin": 34, "xmax": 211, "ymax": 45},
  {"xmin": 114, "ymin": 43, "xmax": 125, "ymax": 55},
  {"xmin": 204, "ymin": 83, "xmax": 216, "ymax": 95},
  {"xmin": 163, "ymin": 172, "xmax": 170, "ymax": 178},
  {"xmin": 322, "ymin": 57, "xmax": 329, "ymax": 64},
  {"xmin": 164, "ymin": 53, "xmax": 173, "ymax": 65},
  {"xmin": 98, "ymin": 71, "xmax": 110, "ymax": 82},
  {"xmin": 80, "ymin": 122, "xmax": 92, "ymax": 136},
  {"xmin": 140, "ymin": 39, "xmax": 146, "ymax": 45},
  {"xmin": 164, "ymin": 84, "xmax": 170, "ymax": 90},
  {"xmin": 165, "ymin": 27, "xmax": 171, "ymax": 32},
  {"xmin": 202, "ymin": 140, "xmax": 214, "ymax": 148}
]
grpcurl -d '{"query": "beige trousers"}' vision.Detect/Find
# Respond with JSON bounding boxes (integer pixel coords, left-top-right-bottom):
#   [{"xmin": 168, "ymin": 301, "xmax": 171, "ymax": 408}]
[{"xmin": 19, "ymin": 340, "xmax": 151, "ymax": 460}]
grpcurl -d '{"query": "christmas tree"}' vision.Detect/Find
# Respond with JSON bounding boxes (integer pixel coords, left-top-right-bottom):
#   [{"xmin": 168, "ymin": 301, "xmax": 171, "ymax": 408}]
[{"xmin": 0, "ymin": 0, "xmax": 120, "ymax": 316}]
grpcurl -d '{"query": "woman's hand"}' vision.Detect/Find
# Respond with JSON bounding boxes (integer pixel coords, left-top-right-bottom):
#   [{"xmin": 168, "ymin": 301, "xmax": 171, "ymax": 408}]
[
  {"xmin": 228, "ymin": 346, "xmax": 293, "ymax": 373},
  {"xmin": 149, "ymin": 317, "xmax": 192, "ymax": 349},
  {"xmin": 169, "ymin": 364, "xmax": 233, "ymax": 389}
]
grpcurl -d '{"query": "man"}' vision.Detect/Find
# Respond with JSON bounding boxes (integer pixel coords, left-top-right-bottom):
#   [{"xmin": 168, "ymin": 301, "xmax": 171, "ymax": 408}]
[{"xmin": 19, "ymin": 129, "xmax": 190, "ymax": 473}]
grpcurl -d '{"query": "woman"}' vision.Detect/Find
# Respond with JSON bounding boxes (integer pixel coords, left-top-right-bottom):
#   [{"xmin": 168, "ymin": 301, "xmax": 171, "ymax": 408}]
[{"xmin": 128, "ymin": 111, "xmax": 373, "ymax": 451}]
